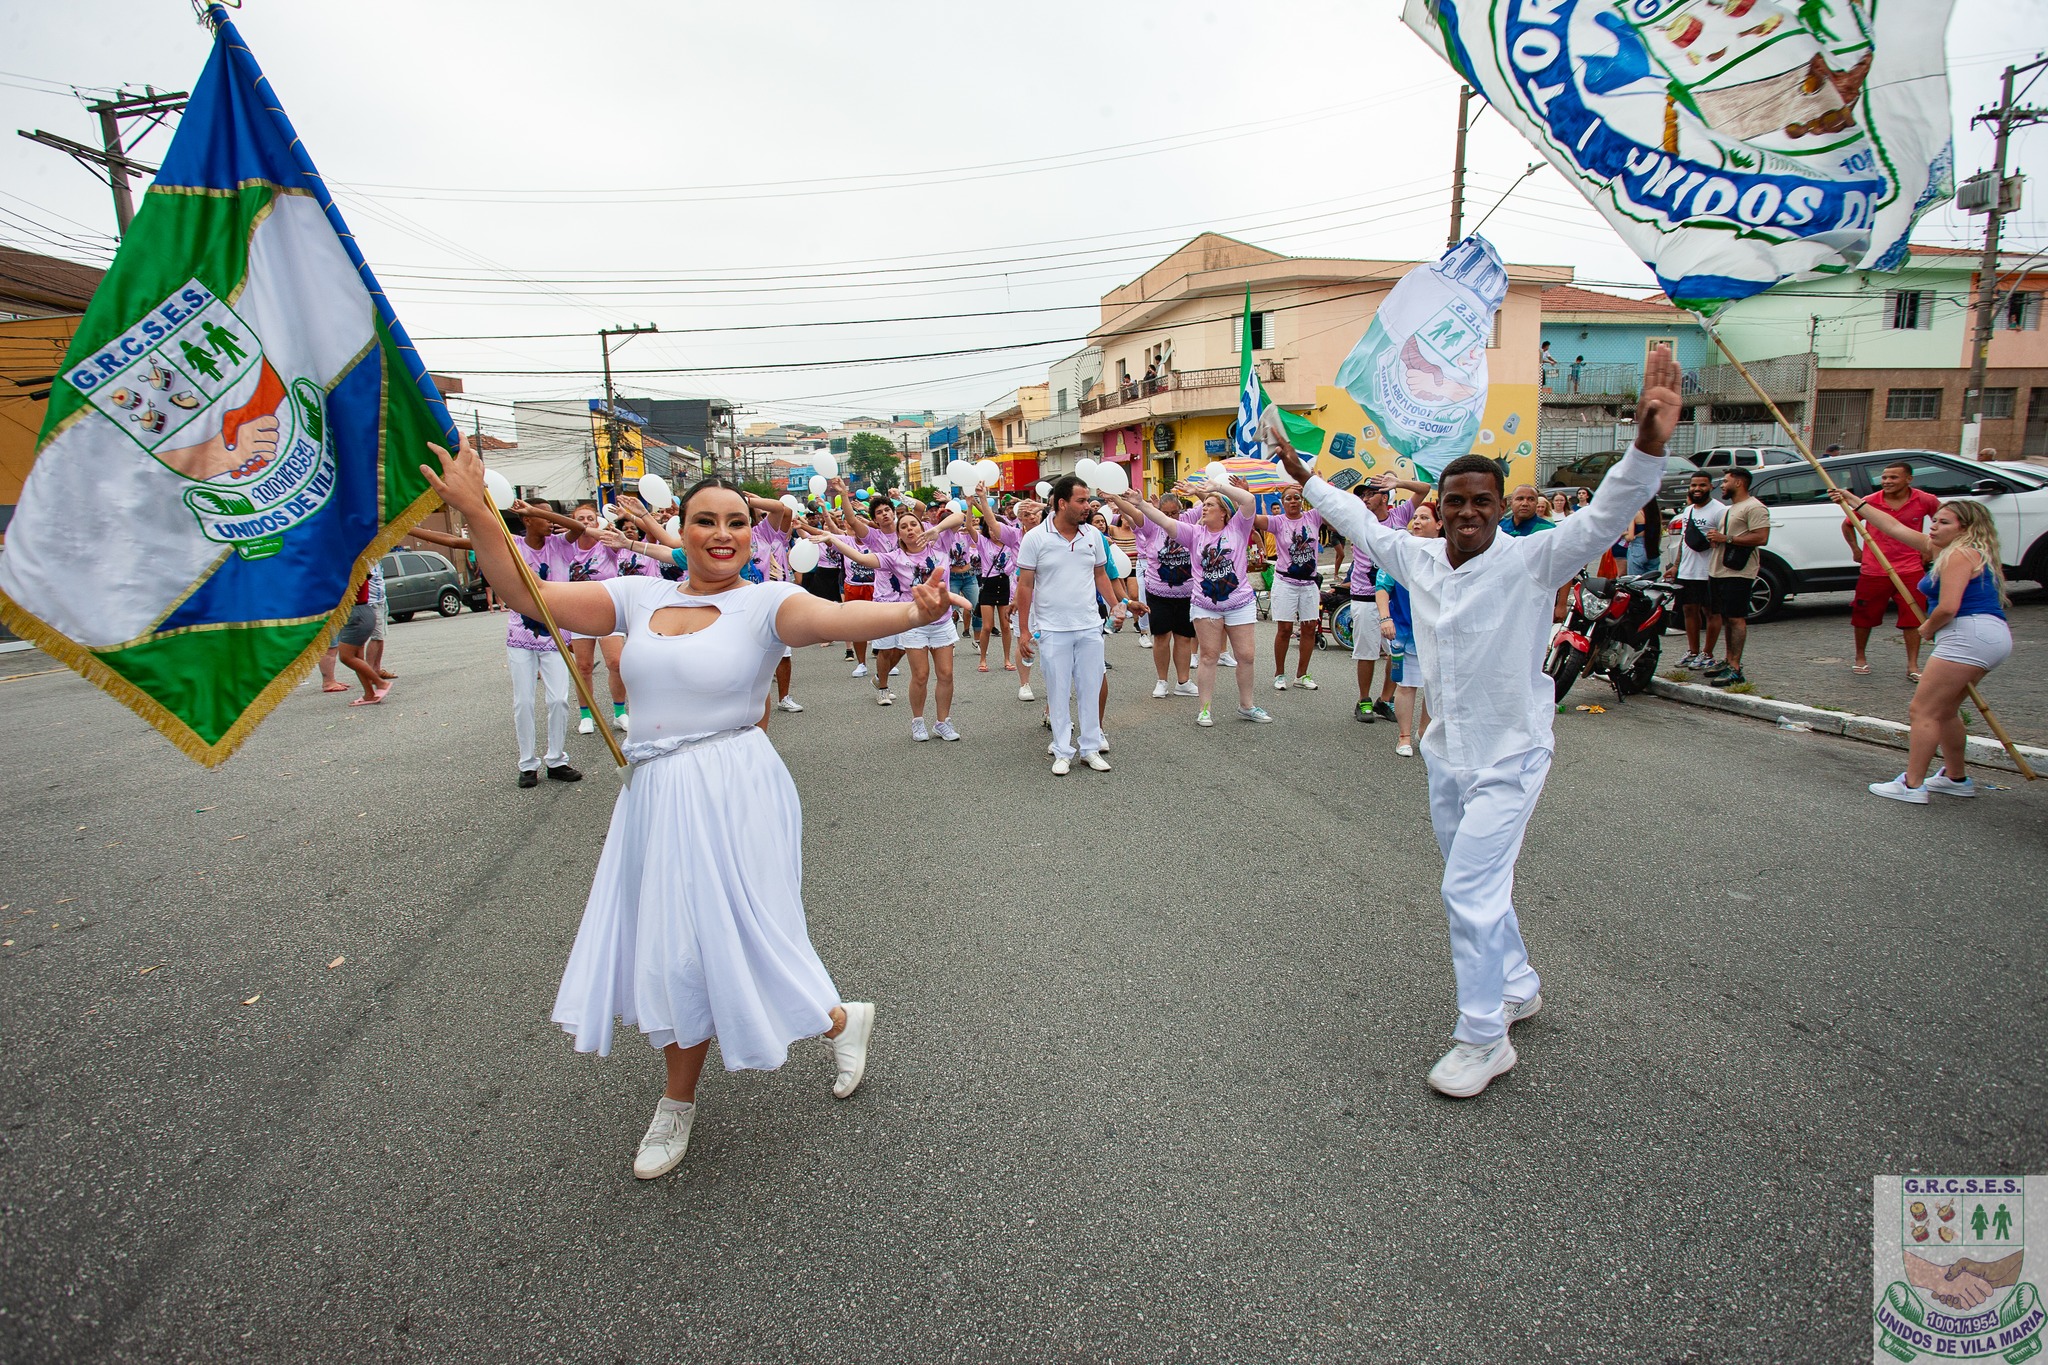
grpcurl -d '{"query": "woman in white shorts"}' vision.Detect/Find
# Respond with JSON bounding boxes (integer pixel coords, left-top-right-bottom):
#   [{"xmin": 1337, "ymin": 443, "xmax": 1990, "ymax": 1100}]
[
  {"xmin": 1831, "ymin": 493, "xmax": 2016, "ymax": 803},
  {"xmin": 1108, "ymin": 478, "xmax": 1272, "ymax": 726},
  {"xmin": 1264, "ymin": 483, "xmax": 1325, "ymax": 692},
  {"xmin": 810, "ymin": 504, "xmax": 972, "ymax": 741}
]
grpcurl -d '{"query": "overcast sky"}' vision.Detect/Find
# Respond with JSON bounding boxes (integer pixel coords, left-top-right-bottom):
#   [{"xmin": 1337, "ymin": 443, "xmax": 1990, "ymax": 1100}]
[{"xmin": 3, "ymin": 1, "xmax": 2043, "ymax": 436}]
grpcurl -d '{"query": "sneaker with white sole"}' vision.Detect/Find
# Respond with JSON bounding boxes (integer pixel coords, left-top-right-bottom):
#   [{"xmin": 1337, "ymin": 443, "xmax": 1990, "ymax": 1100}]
[
  {"xmin": 876, "ymin": 689, "xmax": 894, "ymax": 706},
  {"xmin": 1018, "ymin": 685, "xmax": 1035, "ymax": 702},
  {"xmin": 1136, "ymin": 634, "xmax": 1152, "ymax": 648},
  {"xmin": 577, "ymin": 715, "xmax": 596, "ymax": 735},
  {"xmin": 828, "ymin": 1002, "xmax": 875, "ymax": 1099},
  {"xmin": 1196, "ymin": 708, "xmax": 1213, "ymax": 727},
  {"xmin": 632, "ymin": 1097, "xmax": 697, "ymax": 1179},
  {"xmin": 1152, "ymin": 679, "xmax": 1169, "ymax": 699},
  {"xmin": 1395, "ymin": 741, "xmax": 1415, "ymax": 757},
  {"xmin": 851, "ymin": 662, "xmax": 869, "ymax": 678},
  {"xmin": 612, "ymin": 710, "xmax": 630, "ymax": 731},
  {"xmin": 1924, "ymin": 772, "xmax": 1977, "ymax": 798},
  {"xmin": 889, "ymin": 664, "xmax": 901, "ymax": 677},
  {"xmin": 1084, "ymin": 752, "xmax": 1111, "ymax": 772},
  {"xmin": 1427, "ymin": 1037, "xmax": 1517, "ymax": 1098},
  {"xmin": 1051, "ymin": 756, "xmax": 1071, "ymax": 775},
  {"xmin": 1238, "ymin": 705, "xmax": 1274, "ymax": 723},
  {"xmin": 1273, "ymin": 675, "xmax": 1289, "ymax": 691},
  {"xmin": 776, "ymin": 697, "xmax": 803, "ymax": 713},
  {"xmin": 910, "ymin": 717, "xmax": 930, "ymax": 742},
  {"xmin": 934, "ymin": 720, "xmax": 961, "ymax": 741},
  {"xmin": 1295, "ymin": 675, "xmax": 1317, "ymax": 691},
  {"xmin": 1869, "ymin": 773, "xmax": 1928, "ymax": 804},
  {"xmin": 1174, "ymin": 681, "xmax": 1199, "ymax": 698},
  {"xmin": 1218, "ymin": 652, "xmax": 1237, "ymax": 668},
  {"xmin": 1504, "ymin": 993, "xmax": 1542, "ymax": 1028}
]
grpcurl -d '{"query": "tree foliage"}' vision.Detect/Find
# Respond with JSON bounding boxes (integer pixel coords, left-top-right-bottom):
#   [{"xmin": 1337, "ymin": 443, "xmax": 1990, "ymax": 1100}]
[{"xmin": 845, "ymin": 431, "xmax": 902, "ymax": 489}]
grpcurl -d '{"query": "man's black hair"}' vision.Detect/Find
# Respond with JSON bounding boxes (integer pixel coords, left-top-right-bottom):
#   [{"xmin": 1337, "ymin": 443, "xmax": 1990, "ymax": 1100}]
[
  {"xmin": 1884, "ymin": 459, "xmax": 1914, "ymax": 476},
  {"xmin": 1725, "ymin": 465, "xmax": 1753, "ymax": 489},
  {"xmin": 1439, "ymin": 453, "xmax": 1506, "ymax": 493},
  {"xmin": 1048, "ymin": 473, "xmax": 1090, "ymax": 510},
  {"xmin": 1688, "ymin": 469, "xmax": 1712, "ymax": 482}
]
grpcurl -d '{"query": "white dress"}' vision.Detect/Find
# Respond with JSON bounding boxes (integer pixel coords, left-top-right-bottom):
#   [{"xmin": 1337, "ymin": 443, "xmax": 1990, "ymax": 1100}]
[{"xmin": 550, "ymin": 577, "xmax": 841, "ymax": 1068}]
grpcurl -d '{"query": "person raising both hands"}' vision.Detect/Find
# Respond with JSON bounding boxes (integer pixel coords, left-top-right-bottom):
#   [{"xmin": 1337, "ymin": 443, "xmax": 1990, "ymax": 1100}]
[
  {"xmin": 1268, "ymin": 344, "xmax": 1682, "ymax": 1100},
  {"xmin": 420, "ymin": 436, "xmax": 958, "ymax": 1182}
]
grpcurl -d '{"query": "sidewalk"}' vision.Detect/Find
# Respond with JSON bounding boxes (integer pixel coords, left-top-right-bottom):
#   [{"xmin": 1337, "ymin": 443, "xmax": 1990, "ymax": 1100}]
[{"xmin": 1661, "ymin": 582, "xmax": 2047, "ymax": 748}]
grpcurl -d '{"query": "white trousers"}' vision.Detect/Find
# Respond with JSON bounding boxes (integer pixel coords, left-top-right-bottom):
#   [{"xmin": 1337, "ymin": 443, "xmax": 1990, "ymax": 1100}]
[
  {"xmin": 1425, "ymin": 746, "xmax": 1550, "ymax": 1045},
  {"xmin": 1038, "ymin": 626, "xmax": 1104, "ymax": 761},
  {"xmin": 508, "ymin": 646, "xmax": 571, "ymax": 771}
]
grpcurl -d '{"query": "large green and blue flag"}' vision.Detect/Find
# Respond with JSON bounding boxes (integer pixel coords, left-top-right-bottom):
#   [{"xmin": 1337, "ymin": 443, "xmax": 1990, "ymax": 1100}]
[
  {"xmin": 0, "ymin": 5, "xmax": 456, "ymax": 766},
  {"xmin": 1232, "ymin": 289, "xmax": 1324, "ymax": 465}
]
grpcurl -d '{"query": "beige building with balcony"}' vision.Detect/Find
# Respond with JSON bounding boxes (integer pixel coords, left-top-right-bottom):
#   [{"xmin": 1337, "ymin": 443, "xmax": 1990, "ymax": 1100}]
[{"xmin": 1079, "ymin": 234, "xmax": 1567, "ymax": 492}]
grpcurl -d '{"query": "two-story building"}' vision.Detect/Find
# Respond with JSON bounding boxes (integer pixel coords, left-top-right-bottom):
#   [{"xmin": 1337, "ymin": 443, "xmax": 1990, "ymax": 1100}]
[
  {"xmin": 1026, "ymin": 347, "xmax": 1102, "ymax": 482},
  {"xmin": 1078, "ymin": 233, "xmax": 1561, "ymax": 493}
]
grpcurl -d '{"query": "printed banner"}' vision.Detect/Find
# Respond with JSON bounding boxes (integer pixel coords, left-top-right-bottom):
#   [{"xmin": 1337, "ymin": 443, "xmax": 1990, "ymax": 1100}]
[
  {"xmin": 1333, "ymin": 236, "xmax": 1507, "ymax": 482},
  {"xmin": 1873, "ymin": 1175, "xmax": 2044, "ymax": 1363},
  {"xmin": 1402, "ymin": 0, "xmax": 1956, "ymax": 309},
  {"xmin": 0, "ymin": 5, "xmax": 456, "ymax": 765}
]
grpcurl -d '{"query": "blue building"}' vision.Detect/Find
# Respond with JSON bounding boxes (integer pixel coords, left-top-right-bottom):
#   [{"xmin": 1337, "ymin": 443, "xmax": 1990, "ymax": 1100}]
[{"xmin": 1539, "ymin": 285, "xmax": 1708, "ymax": 397}]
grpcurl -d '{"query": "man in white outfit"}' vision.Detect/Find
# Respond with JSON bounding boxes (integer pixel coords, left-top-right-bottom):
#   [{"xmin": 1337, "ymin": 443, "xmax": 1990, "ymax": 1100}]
[
  {"xmin": 1015, "ymin": 475, "xmax": 1126, "ymax": 776},
  {"xmin": 1271, "ymin": 345, "xmax": 1681, "ymax": 1097}
]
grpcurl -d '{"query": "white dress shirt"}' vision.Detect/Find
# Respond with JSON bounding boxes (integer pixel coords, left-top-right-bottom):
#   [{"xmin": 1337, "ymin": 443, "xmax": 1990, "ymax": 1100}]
[
  {"xmin": 1018, "ymin": 520, "xmax": 1107, "ymax": 633},
  {"xmin": 1306, "ymin": 449, "xmax": 1665, "ymax": 770}
]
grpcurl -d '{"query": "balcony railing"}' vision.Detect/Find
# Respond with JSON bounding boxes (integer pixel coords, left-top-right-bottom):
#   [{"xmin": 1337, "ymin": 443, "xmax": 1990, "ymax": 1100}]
[
  {"xmin": 1541, "ymin": 353, "xmax": 1814, "ymax": 404},
  {"xmin": 1079, "ymin": 363, "xmax": 1261, "ymax": 418}
]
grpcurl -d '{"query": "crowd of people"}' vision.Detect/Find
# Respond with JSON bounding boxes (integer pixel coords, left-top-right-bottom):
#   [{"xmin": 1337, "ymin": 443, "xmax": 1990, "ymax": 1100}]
[{"xmin": 387, "ymin": 342, "xmax": 2015, "ymax": 1182}]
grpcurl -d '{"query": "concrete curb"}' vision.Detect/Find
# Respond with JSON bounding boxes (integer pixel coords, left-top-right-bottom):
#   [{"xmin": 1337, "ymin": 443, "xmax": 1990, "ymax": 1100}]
[{"xmin": 1646, "ymin": 678, "xmax": 2047, "ymax": 775}]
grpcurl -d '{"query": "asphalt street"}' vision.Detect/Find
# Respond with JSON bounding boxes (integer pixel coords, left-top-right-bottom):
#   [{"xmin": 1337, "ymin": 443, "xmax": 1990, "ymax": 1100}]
[{"xmin": 2, "ymin": 608, "xmax": 2044, "ymax": 1363}]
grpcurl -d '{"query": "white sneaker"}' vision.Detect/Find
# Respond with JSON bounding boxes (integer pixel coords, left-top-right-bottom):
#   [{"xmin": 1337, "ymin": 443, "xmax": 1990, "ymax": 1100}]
[
  {"xmin": 889, "ymin": 664, "xmax": 901, "ymax": 677},
  {"xmin": 1504, "ymin": 993, "xmax": 1542, "ymax": 1028},
  {"xmin": 1018, "ymin": 685, "xmax": 1035, "ymax": 702},
  {"xmin": 1868, "ymin": 773, "xmax": 1928, "ymax": 804},
  {"xmin": 1924, "ymin": 771, "xmax": 1977, "ymax": 798},
  {"xmin": 1295, "ymin": 675, "xmax": 1318, "ymax": 691},
  {"xmin": 1196, "ymin": 708, "xmax": 1213, "ymax": 727},
  {"xmin": 1238, "ymin": 705, "xmax": 1274, "ymax": 723},
  {"xmin": 1395, "ymin": 741, "xmax": 1415, "ymax": 757},
  {"xmin": 910, "ymin": 717, "xmax": 930, "ymax": 742},
  {"xmin": 1047, "ymin": 741, "xmax": 1058, "ymax": 756},
  {"xmin": 1051, "ymin": 756, "xmax": 1070, "ymax": 775},
  {"xmin": 851, "ymin": 662, "xmax": 868, "ymax": 678},
  {"xmin": 612, "ymin": 710, "xmax": 629, "ymax": 731},
  {"xmin": 934, "ymin": 720, "xmax": 961, "ymax": 741},
  {"xmin": 1136, "ymin": 633, "xmax": 1152, "ymax": 648},
  {"xmin": 876, "ymin": 689, "xmax": 894, "ymax": 706},
  {"xmin": 1273, "ymin": 675, "xmax": 1289, "ymax": 691},
  {"xmin": 632, "ymin": 1096, "xmax": 697, "ymax": 1179},
  {"xmin": 1218, "ymin": 652, "xmax": 1237, "ymax": 668},
  {"xmin": 1152, "ymin": 679, "xmax": 1169, "ymax": 699},
  {"xmin": 1174, "ymin": 681, "xmax": 1199, "ymax": 697},
  {"xmin": 577, "ymin": 715, "xmax": 596, "ymax": 735},
  {"xmin": 1084, "ymin": 752, "xmax": 1111, "ymax": 772},
  {"xmin": 1427, "ymin": 1037, "xmax": 1517, "ymax": 1098},
  {"xmin": 776, "ymin": 697, "xmax": 803, "ymax": 713},
  {"xmin": 829, "ymin": 1002, "xmax": 875, "ymax": 1099}
]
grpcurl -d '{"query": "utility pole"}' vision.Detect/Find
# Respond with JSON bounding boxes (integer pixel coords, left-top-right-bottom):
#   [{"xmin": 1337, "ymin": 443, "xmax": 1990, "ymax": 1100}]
[
  {"xmin": 1962, "ymin": 57, "xmax": 2046, "ymax": 453},
  {"xmin": 18, "ymin": 87, "xmax": 188, "ymax": 237},
  {"xmin": 1447, "ymin": 84, "xmax": 1473, "ymax": 248},
  {"xmin": 596, "ymin": 323, "xmax": 657, "ymax": 496}
]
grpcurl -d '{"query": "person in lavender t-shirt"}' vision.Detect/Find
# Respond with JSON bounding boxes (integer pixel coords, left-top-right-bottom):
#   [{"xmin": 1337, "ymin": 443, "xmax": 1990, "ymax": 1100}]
[
  {"xmin": 969, "ymin": 489, "xmax": 1021, "ymax": 674},
  {"xmin": 817, "ymin": 501, "xmax": 970, "ymax": 733},
  {"xmin": 1332, "ymin": 480, "xmax": 1420, "ymax": 723},
  {"xmin": 1108, "ymin": 478, "xmax": 1272, "ymax": 726},
  {"xmin": 1132, "ymin": 491, "xmax": 1197, "ymax": 698},
  {"xmin": 1265, "ymin": 484, "xmax": 1327, "ymax": 693}
]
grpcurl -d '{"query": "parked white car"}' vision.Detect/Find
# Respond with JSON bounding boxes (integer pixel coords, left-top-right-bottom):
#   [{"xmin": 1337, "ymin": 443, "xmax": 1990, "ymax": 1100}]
[{"xmin": 1717, "ymin": 450, "xmax": 2044, "ymax": 621}]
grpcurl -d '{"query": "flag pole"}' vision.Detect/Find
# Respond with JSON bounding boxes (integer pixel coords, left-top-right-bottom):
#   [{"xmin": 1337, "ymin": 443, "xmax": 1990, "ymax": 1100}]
[
  {"xmin": 1700, "ymin": 323, "xmax": 2034, "ymax": 780},
  {"xmin": 486, "ymin": 510, "xmax": 628, "ymax": 769}
]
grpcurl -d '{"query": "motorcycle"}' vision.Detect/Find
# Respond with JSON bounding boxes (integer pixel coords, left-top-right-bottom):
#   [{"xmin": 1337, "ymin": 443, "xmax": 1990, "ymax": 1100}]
[{"xmin": 1544, "ymin": 570, "xmax": 1678, "ymax": 703}]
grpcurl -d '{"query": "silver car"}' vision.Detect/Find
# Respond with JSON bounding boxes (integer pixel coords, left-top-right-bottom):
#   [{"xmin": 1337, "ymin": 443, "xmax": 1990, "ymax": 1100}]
[{"xmin": 377, "ymin": 550, "xmax": 465, "ymax": 622}]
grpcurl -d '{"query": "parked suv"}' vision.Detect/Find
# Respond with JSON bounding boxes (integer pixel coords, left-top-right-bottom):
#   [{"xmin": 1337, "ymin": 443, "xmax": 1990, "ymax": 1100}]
[
  {"xmin": 1693, "ymin": 446, "xmax": 1801, "ymax": 473},
  {"xmin": 377, "ymin": 549, "xmax": 466, "ymax": 621},
  {"xmin": 1730, "ymin": 449, "xmax": 2045, "ymax": 621}
]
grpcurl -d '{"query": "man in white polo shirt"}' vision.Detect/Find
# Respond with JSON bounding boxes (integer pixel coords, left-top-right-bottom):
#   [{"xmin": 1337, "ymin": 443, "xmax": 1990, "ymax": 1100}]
[{"xmin": 1016, "ymin": 475, "xmax": 1126, "ymax": 776}]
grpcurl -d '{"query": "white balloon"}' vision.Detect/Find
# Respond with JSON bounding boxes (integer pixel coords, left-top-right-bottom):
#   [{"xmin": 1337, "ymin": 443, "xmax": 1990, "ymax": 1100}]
[
  {"xmin": 1108, "ymin": 545, "xmax": 1133, "ymax": 580},
  {"xmin": 781, "ymin": 494, "xmax": 804, "ymax": 514},
  {"xmin": 1097, "ymin": 462, "xmax": 1130, "ymax": 496},
  {"xmin": 787, "ymin": 539, "xmax": 821, "ymax": 574},
  {"xmin": 664, "ymin": 516, "xmax": 680, "ymax": 536},
  {"xmin": 638, "ymin": 473, "xmax": 672, "ymax": 509},
  {"xmin": 1035, "ymin": 481, "xmax": 1051, "ymax": 498},
  {"xmin": 949, "ymin": 498, "xmax": 967, "ymax": 514},
  {"xmin": 808, "ymin": 474, "xmax": 828, "ymax": 497},
  {"xmin": 1203, "ymin": 462, "xmax": 1229, "ymax": 485},
  {"xmin": 813, "ymin": 454, "xmax": 838, "ymax": 478},
  {"xmin": 946, "ymin": 459, "xmax": 972, "ymax": 482},
  {"xmin": 975, "ymin": 458, "xmax": 1001, "ymax": 488},
  {"xmin": 1075, "ymin": 457, "xmax": 1098, "ymax": 483},
  {"xmin": 481, "ymin": 468, "xmax": 516, "ymax": 511}
]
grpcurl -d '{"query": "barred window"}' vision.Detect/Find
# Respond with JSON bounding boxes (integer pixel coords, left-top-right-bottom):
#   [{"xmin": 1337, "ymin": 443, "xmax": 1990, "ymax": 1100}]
[
  {"xmin": 1885, "ymin": 388, "xmax": 1942, "ymax": 421},
  {"xmin": 1979, "ymin": 388, "xmax": 2016, "ymax": 420},
  {"xmin": 2001, "ymin": 291, "xmax": 2040, "ymax": 331},
  {"xmin": 1886, "ymin": 290, "xmax": 1930, "ymax": 330}
]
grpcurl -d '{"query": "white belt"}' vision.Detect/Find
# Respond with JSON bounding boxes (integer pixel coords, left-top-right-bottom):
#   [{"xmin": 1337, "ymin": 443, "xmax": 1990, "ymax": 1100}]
[{"xmin": 621, "ymin": 726, "xmax": 756, "ymax": 788}]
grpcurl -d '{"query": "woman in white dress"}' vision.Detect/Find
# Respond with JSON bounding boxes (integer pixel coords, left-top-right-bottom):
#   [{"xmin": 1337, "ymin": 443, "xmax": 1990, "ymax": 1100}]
[{"xmin": 423, "ymin": 439, "xmax": 957, "ymax": 1180}]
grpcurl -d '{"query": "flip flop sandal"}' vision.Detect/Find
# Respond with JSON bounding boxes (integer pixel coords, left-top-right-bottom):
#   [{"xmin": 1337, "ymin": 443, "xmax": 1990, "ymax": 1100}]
[
  {"xmin": 1851, "ymin": 663, "xmax": 1871, "ymax": 675},
  {"xmin": 1908, "ymin": 671, "xmax": 1921, "ymax": 683},
  {"xmin": 322, "ymin": 682, "xmax": 350, "ymax": 693},
  {"xmin": 349, "ymin": 695, "xmax": 382, "ymax": 707}
]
